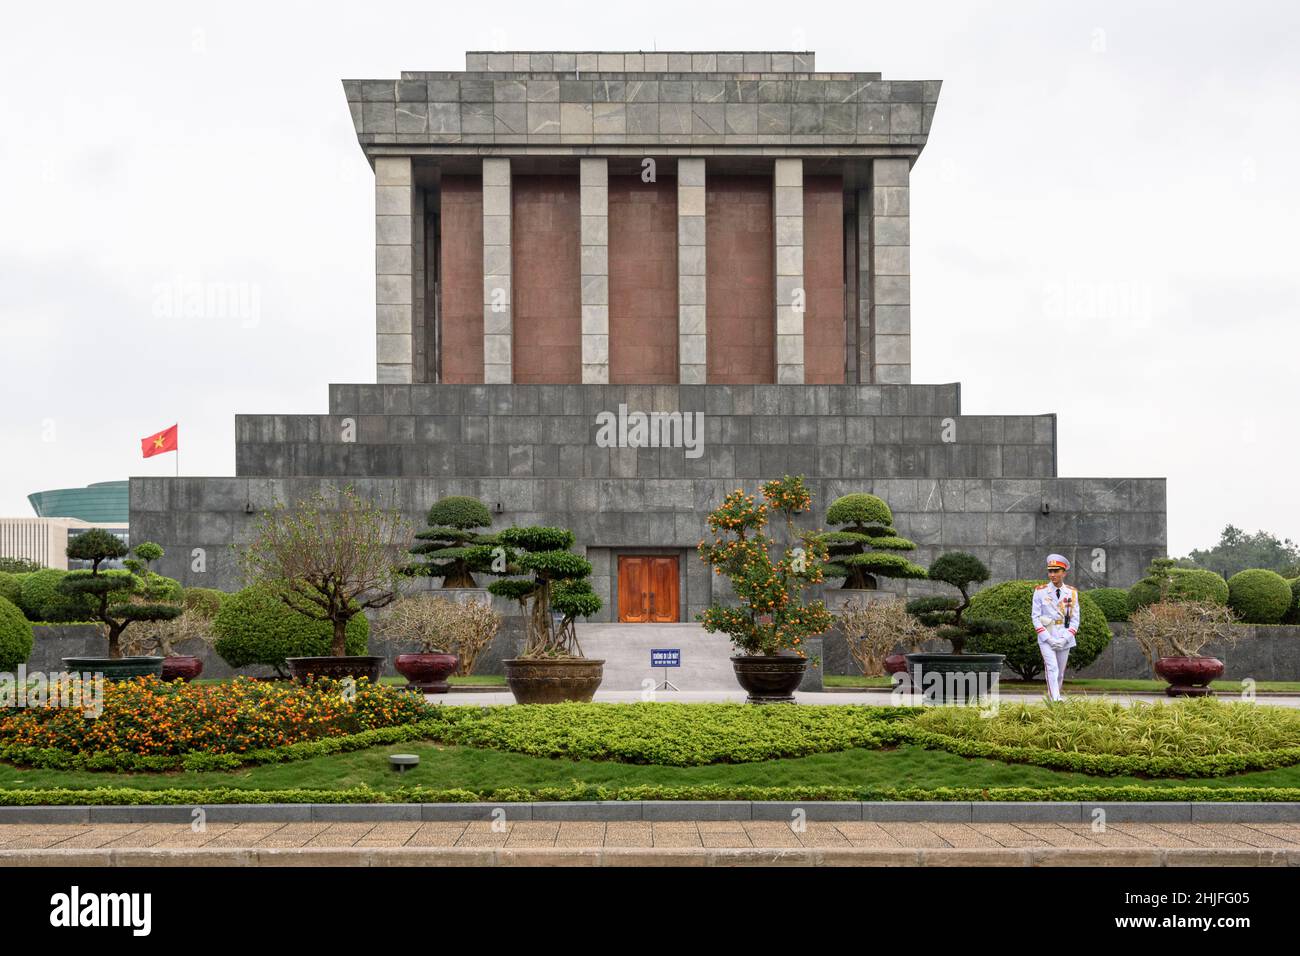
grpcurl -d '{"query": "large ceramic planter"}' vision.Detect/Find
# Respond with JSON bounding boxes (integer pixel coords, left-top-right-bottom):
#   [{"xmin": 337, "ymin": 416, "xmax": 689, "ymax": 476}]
[
  {"xmin": 732, "ymin": 655, "xmax": 808, "ymax": 704},
  {"xmin": 286, "ymin": 655, "xmax": 384, "ymax": 684},
  {"xmin": 1154, "ymin": 656, "xmax": 1223, "ymax": 697},
  {"xmin": 503, "ymin": 658, "xmax": 604, "ymax": 704},
  {"xmin": 903, "ymin": 652, "xmax": 1005, "ymax": 703},
  {"xmin": 883, "ymin": 653, "xmax": 909, "ymax": 676},
  {"xmin": 61, "ymin": 656, "xmax": 164, "ymax": 681},
  {"xmin": 394, "ymin": 652, "xmax": 459, "ymax": 693},
  {"xmin": 162, "ymin": 656, "xmax": 204, "ymax": 682}
]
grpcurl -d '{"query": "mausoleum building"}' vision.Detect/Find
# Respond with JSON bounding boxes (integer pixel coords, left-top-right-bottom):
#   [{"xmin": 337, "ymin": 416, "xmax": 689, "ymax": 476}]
[{"xmin": 130, "ymin": 50, "xmax": 1167, "ymax": 628}]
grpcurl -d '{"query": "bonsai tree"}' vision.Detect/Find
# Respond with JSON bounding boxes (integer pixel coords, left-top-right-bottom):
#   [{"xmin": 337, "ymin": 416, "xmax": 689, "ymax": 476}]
[
  {"xmin": 486, "ymin": 525, "xmax": 600, "ymax": 658},
  {"xmin": 377, "ymin": 593, "xmax": 502, "ymax": 675},
  {"xmin": 821, "ymin": 493, "xmax": 927, "ymax": 589},
  {"xmin": 406, "ymin": 495, "xmax": 497, "ymax": 588},
  {"xmin": 906, "ymin": 552, "xmax": 1013, "ymax": 654},
  {"xmin": 836, "ymin": 596, "xmax": 931, "ymax": 677},
  {"xmin": 237, "ymin": 486, "xmax": 410, "ymax": 657},
  {"xmin": 1129, "ymin": 600, "xmax": 1238, "ymax": 675},
  {"xmin": 697, "ymin": 475, "xmax": 834, "ymax": 657},
  {"xmin": 58, "ymin": 531, "xmax": 182, "ymax": 658}
]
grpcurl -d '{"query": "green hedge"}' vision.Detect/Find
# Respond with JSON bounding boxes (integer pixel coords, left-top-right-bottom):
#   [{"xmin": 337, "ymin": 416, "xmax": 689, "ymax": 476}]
[
  {"xmin": 1127, "ymin": 567, "xmax": 1229, "ymax": 614},
  {"xmin": 181, "ymin": 587, "xmax": 226, "ymax": 618},
  {"xmin": 18, "ymin": 569, "xmax": 91, "ymax": 623},
  {"xmin": 1284, "ymin": 578, "xmax": 1300, "ymax": 626},
  {"xmin": 212, "ymin": 584, "xmax": 368, "ymax": 671},
  {"xmin": 1227, "ymin": 569, "xmax": 1293, "ymax": 624},
  {"xmin": 418, "ymin": 703, "xmax": 914, "ymax": 766},
  {"xmin": 2, "ymin": 784, "xmax": 1299, "ymax": 805},
  {"xmin": 0, "ymin": 572, "xmax": 21, "ymax": 607},
  {"xmin": 965, "ymin": 580, "xmax": 1111, "ymax": 678},
  {"xmin": 1088, "ymin": 587, "xmax": 1131, "ymax": 623},
  {"xmin": 0, "ymin": 597, "xmax": 33, "ymax": 671}
]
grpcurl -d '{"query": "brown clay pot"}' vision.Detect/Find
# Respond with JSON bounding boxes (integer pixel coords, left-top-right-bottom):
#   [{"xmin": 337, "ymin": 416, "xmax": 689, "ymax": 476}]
[
  {"xmin": 1154, "ymin": 656, "xmax": 1224, "ymax": 697},
  {"xmin": 394, "ymin": 652, "xmax": 459, "ymax": 693},
  {"xmin": 286, "ymin": 656, "xmax": 384, "ymax": 684},
  {"xmin": 503, "ymin": 658, "xmax": 604, "ymax": 704},
  {"xmin": 161, "ymin": 656, "xmax": 204, "ymax": 682},
  {"xmin": 731, "ymin": 655, "xmax": 808, "ymax": 704}
]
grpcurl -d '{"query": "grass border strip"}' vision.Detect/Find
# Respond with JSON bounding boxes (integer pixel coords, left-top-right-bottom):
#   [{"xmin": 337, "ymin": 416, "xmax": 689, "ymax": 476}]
[{"xmin": 3, "ymin": 784, "xmax": 1300, "ymax": 806}]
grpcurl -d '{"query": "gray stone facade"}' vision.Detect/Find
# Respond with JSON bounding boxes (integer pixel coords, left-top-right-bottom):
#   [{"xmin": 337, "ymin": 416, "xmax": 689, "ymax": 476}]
[
  {"xmin": 131, "ymin": 384, "xmax": 1165, "ymax": 624},
  {"xmin": 127, "ymin": 50, "xmax": 1167, "ymax": 630}
]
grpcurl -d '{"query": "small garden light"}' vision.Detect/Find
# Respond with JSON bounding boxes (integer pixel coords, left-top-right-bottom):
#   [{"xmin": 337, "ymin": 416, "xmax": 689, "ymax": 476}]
[{"xmin": 388, "ymin": 754, "xmax": 419, "ymax": 773}]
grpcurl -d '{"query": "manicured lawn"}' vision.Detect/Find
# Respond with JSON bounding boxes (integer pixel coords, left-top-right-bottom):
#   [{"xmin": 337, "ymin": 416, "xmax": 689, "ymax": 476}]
[
  {"xmin": 5, "ymin": 740, "xmax": 1300, "ymax": 794},
  {"xmin": 822, "ymin": 675, "xmax": 1300, "ymax": 694}
]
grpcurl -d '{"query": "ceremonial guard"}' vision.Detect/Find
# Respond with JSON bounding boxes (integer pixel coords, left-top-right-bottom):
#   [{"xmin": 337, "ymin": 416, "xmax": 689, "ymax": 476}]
[{"xmin": 1032, "ymin": 554, "xmax": 1079, "ymax": 702}]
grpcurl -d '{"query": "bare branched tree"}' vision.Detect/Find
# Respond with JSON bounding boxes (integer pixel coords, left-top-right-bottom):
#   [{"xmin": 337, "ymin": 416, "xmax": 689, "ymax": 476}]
[
  {"xmin": 1129, "ymin": 600, "xmax": 1239, "ymax": 675},
  {"xmin": 238, "ymin": 486, "xmax": 412, "ymax": 657}
]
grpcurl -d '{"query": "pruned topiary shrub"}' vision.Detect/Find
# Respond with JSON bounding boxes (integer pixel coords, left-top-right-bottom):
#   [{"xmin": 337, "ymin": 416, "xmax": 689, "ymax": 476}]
[
  {"xmin": 821, "ymin": 492, "xmax": 927, "ymax": 589},
  {"xmin": 1089, "ymin": 587, "xmax": 1131, "ymax": 623},
  {"xmin": 181, "ymin": 587, "xmax": 226, "ymax": 619},
  {"xmin": 965, "ymin": 580, "xmax": 1111, "ymax": 679},
  {"xmin": 19, "ymin": 568, "xmax": 91, "ymax": 623},
  {"xmin": 406, "ymin": 495, "xmax": 496, "ymax": 588},
  {"xmin": 1227, "ymin": 569, "xmax": 1293, "ymax": 624},
  {"xmin": 1284, "ymin": 578, "xmax": 1300, "ymax": 626},
  {"xmin": 212, "ymin": 584, "xmax": 369, "ymax": 677},
  {"xmin": 0, "ymin": 597, "xmax": 33, "ymax": 671},
  {"xmin": 0, "ymin": 572, "xmax": 21, "ymax": 607},
  {"xmin": 1127, "ymin": 560, "xmax": 1228, "ymax": 614}
]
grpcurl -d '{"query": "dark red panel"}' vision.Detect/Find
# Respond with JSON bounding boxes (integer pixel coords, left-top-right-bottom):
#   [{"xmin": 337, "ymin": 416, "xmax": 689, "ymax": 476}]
[
  {"xmin": 803, "ymin": 175, "xmax": 845, "ymax": 384},
  {"xmin": 706, "ymin": 175, "xmax": 774, "ymax": 383},
  {"xmin": 512, "ymin": 174, "xmax": 581, "ymax": 384},
  {"xmin": 609, "ymin": 175, "xmax": 678, "ymax": 383},
  {"xmin": 439, "ymin": 176, "xmax": 484, "ymax": 384}
]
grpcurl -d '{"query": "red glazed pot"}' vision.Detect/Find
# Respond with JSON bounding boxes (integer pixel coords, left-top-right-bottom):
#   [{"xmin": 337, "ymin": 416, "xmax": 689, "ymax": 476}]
[
  {"xmin": 394, "ymin": 653, "xmax": 459, "ymax": 694},
  {"xmin": 161, "ymin": 656, "xmax": 204, "ymax": 682},
  {"xmin": 883, "ymin": 654, "xmax": 909, "ymax": 675},
  {"xmin": 1154, "ymin": 656, "xmax": 1224, "ymax": 697}
]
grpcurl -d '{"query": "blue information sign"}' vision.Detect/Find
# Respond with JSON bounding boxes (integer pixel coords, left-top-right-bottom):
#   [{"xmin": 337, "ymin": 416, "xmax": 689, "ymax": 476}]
[{"xmin": 650, "ymin": 648, "xmax": 681, "ymax": 668}]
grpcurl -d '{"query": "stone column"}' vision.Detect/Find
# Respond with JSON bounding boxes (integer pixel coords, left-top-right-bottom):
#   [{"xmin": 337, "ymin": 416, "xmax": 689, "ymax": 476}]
[
  {"xmin": 580, "ymin": 158, "xmax": 609, "ymax": 383},
  {"xmin": 482, "ymin": 157, "xmax": 513, "ymax": 384},
  {"xmin": 870, "ymin": 157, "xmax": 911, "ymax": 383},
  {"xmin": 855, "ymin": 187, "xmax": 871, "ymax": 382},
  {"xmin": 774, "ymin": 158, "xmax": 804, "ymax": 384},
  {"xmin": 677, "ymin": 158, "xmax": 706, "ymax": 384},
  {"xmin": 375, "ymin": 156, "xmax": 414, "ymax": 384}
]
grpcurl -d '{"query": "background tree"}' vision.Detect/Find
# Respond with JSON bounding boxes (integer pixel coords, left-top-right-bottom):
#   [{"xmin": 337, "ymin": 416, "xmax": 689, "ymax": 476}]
[
  {"xmin": 406, "ymin": 495, "xmax": 496, "ymax": 588},
  {"xmin": 58, "ymin": 530, "xmax": 182, "ymax": 658},
  {"xmin": 1184, "ymin": 525, "xmax": 1300, "ymax": 578},
  {"xmin": 906, "ymin": 552, "xmax": 1012, "ymax": 654},
  {"xmin": 238, "ymin": 486, "xmax": 410, "ymax": 657},
  {"xmin": 820, "ymin": 493, "xmax": 927, "ymax": 589},
  {"xmin": 486, "ymin": 525, "xmax": 599, "ymax": 658}
]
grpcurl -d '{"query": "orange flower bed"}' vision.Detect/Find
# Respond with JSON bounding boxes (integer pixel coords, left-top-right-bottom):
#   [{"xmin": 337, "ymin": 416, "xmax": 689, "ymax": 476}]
[{"xmin": 0, "ymin": 676, "xmax": 431, "ymax": 757}]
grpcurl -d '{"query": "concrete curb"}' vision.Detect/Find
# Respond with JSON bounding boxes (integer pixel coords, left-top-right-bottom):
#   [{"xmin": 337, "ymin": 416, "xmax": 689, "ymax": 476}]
[
  {"xmin": 3, "ymin": 846, "xmax": 1298, "ymax": 867},
  {"xmin": 2, "ymin": 801, "xmax": 1299, "ymax": 824}
]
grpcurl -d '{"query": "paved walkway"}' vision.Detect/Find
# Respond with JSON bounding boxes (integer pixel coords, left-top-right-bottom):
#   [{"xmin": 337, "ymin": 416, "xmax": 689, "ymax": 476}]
[{"xmin": 6, "ymin": 820, "xmax": 1300, "ymax": 849}]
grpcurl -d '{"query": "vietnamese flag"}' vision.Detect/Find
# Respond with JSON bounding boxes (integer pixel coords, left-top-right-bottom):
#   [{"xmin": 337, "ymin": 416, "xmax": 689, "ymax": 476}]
[{"xmin": 142, "ymin": 424, "xmax": 179, "ymax": 458}]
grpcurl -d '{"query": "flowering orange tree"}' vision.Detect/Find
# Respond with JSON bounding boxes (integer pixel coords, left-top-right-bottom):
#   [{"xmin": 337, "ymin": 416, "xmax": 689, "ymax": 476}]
[{"xmin": 696, "ymin": 475, "xmax": 833, "ymax": 656}]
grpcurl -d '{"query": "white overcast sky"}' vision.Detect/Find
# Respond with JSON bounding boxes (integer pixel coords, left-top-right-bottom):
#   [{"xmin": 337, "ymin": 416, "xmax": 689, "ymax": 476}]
[{"xmin": 1, "ymin": 0, "xmax": 1296, "ymax": 557}]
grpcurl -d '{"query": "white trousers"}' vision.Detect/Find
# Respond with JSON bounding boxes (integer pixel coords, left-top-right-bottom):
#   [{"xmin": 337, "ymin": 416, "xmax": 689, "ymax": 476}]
[{"xmin": 1038, "ymin": 641, "xmax": 1070, "ymax": 701}]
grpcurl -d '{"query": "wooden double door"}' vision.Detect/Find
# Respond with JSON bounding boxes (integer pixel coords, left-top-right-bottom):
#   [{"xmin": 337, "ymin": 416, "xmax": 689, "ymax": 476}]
[{"xmin": 617, "ymin": 555, "xmax": 679, "ymax": 623}]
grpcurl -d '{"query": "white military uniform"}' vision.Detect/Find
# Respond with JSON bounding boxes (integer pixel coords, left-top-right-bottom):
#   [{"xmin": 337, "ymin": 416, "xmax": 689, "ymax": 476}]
[{"xmin": 1032, "ymin": 559, "xmax": 1078, "ymax": 702}]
